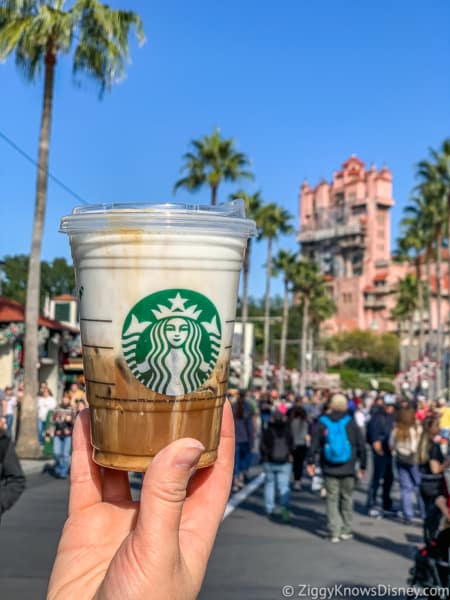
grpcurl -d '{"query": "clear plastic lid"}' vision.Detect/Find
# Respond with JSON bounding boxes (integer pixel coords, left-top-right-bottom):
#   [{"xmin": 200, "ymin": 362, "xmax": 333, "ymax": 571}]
[{"xmin": 60, "ymin": 200, "xmax": 256, "ymax": 238}]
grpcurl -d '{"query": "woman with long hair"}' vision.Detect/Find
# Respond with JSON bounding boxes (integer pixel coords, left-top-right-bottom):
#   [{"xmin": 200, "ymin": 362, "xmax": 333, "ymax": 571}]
[
  {"xmin": 390, "ymin": 407, "xmax": 423, "ymax": 524},
  {"xmin": 290, "ymin": 404, "xmax": 310, "ymax": 491},
  {"xmin": 418, "ymin": 414, "xmax": 450, "ymax": 542}
]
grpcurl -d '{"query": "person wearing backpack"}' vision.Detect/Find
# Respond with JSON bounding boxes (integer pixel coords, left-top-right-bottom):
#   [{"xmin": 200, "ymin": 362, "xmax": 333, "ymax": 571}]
[
  {"xmin": 307, "ymin": 393, "xmax": 366, "ymax": 543},
  {"xmin": 390, "ymin": 407, "xmax": 424, "ymax": 524},
  {"xmin": 260, "ymin": 405, "xmax": 294, "ymax": 523}
]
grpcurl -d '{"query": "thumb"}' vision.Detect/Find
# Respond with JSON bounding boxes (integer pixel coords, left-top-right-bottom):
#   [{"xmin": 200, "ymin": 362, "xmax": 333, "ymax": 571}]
[{"xmin": 134, "ymin": 438, "xmax": 205, "ymax": 554}]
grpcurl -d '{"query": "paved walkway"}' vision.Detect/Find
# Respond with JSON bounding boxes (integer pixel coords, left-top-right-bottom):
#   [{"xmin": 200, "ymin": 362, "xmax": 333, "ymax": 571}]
[
  {"xmin": 0, "ymin": 470, "xmax": 422, "ymax": 600},
  {"xmin": 201, "ymin": 479, "xmax": 421, "ymax": 600}
]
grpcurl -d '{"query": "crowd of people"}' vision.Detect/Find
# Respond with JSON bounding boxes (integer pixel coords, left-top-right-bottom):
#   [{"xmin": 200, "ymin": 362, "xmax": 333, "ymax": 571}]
[
  {"xmin": 230, "ymin": 386, "xmax": 450, "ymax": 546},
  {"xmin": 3, "ymin": 377, "xmax": 450, "ymax": 549},
  {"xmin": 0, "ymin": 380, "xmax": 86, "ymax": 480}
]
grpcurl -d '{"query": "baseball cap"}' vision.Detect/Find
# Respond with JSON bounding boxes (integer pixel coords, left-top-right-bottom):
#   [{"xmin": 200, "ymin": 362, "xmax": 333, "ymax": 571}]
[{"xmin": 384, "ymin": 394, "xmax": 395, "ymax": 405}]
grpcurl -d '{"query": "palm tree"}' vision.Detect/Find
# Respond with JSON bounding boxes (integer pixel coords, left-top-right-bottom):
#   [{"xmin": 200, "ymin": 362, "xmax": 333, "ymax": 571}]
[
  {"xmin": 417, "ymin": 138, "xmax": 450, "ymax": 389},
  {"xmin": 308, "ymin": 285, "xmax": 336, "ymax": 369},
  {"xmin": 402, "ymin": 194, "xmax": 436, "ymax": 354},
  {"xmin": 291, "ymin": 258, "xmax": 323, "ymax": 394},
  {"xmin": 258, "ymin": 204, "xmax": 294, "ymax": 392},
  {"xmin": 272, "ymin": 249, "xmax": 297, "ymax": 395},
  {"xmin": 230, "ymin": 190, "xmax": 263, "ymax": 388},
  {"xmin": 395, "ymin": 221, "xmax": 427, "ymax": 358},
  {"xmin": 391, "ymin": 274, "xmax": 419, "ymax": 370},
  {"xmin": 174, "ymin": 128, "xmax": 253, "ymax": 205},
  {"xmin": 0, "ymin": 0, "xmax": 144, "ymax": 457},
  {"xmin": 415, "ymin": 163, "xmax": 447, "ymax": 391}
]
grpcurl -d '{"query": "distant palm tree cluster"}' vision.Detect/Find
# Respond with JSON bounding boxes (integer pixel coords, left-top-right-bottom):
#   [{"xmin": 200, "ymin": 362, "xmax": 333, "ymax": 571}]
[{"xmin": 393, "ymin": 139, "xmax": 450, "ymax": 391}]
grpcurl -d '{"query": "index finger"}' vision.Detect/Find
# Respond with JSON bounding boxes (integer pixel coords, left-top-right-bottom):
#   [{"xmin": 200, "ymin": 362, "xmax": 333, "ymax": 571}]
[{"xmin": 68, "ymin": 409, "xmax": 102, "ymax": 515}]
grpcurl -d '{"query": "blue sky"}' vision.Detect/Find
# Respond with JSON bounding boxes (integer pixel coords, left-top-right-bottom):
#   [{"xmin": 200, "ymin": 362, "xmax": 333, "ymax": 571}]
[{"xmin": 1, "ymin": 0, "xmax": 449, "ymax": 299}]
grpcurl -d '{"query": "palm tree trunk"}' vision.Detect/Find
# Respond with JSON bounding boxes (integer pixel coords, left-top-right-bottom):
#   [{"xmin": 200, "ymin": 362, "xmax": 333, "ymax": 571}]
[
  {"xmin": 436, "ymin": 231, "xmax": 443, "ymax": 393},
  {"xmin": 308, "ymin": 323, "xmax": 314, "ymax": 376},
  {"xmin": 425, "ymin": 254, "xmax": 432, "ymax": 355},
  {"xmin": 447, "ymin": 195, "xmax": 450, "ymax": 397},
  {"xmin": 415, "ymin": 259, "xmax": 424, "ymax": 359},
  {"xmin": 398, "ymin": 322, "xmax": 406, "ymax": 372},
  {"xmin": 239, "ymin": 239, "xmax": 252, "ymax": 389},
  {"xmin": 262, "ymin": 237, "xmax": 273, "ymax": 392},
  {"xmin": 211, "ymin": 183, "xmax": 218, "ymax": 206},
  {"xmin": 16, "ymin": 50, "xmax": 56, "ymax": 458},
  {"xmin": 300, "ymin": 296, "xmax": 309, "ymax": 395},
  {"xmin": 278, "ymin": 279, "xmax": 289, "ymax": 396},
  {"xmin": 408, "ymin": 317, "xmax": 415, "ymax": 367}
]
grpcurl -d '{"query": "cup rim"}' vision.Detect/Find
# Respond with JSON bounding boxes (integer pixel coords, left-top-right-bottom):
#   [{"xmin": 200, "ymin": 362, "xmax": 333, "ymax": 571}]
[{"xmin": 60, "ymin": 200, "xmax": 256, "ymax": 237}]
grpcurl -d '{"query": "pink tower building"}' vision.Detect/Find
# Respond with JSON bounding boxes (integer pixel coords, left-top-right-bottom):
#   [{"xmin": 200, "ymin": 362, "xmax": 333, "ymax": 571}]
[{"xmin": 298, "ymin": 156, "xmax": 403, "ymax": 333}]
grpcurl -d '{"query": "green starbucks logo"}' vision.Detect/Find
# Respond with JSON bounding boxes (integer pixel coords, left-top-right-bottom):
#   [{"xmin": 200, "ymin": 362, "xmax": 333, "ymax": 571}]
[{"xmin": 122, "ymin": 289, "xmax": 222, "ymax": 395}]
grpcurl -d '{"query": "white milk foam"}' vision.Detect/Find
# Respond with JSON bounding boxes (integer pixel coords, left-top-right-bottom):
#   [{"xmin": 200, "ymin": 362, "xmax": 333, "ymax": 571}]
[{"xmin": 70, "ymin": 230, "xmax": 245, "ymax": 388}]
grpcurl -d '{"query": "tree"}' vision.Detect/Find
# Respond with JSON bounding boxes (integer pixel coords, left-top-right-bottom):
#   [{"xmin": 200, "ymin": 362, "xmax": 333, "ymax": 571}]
[
  {"xmin": 391, "ymin": 273, "xmax": 419, "ymax": 371},
  {"xmin": 401, "ymin": 194, "xmax": 435, "ymax": 355},
  {"xmin": 394, "ymin": 221, "xmax": 427, "ymax": 357},
  {"xmin": 291, "ymin": 258, "xmax": 323, "ymax": 393},
  {"xmin": 370, "ymin": 333, "xmax": 400, "ymax": 374},
  {"xmin": 230, "ymin": 190, "xmax": 263, "ymax": 388},
  {"xmin": 1, "ymin": 255, "xmax": 29, "ymax": 305},
  {"xmin": 174, "ymin": 128, "xmax": 253, "ymax": 205},
  {"xmin": 272, "ymin": 249, "xmax": 297, "ymax": 395},
  {"xmin": 420, "ymin": 140, "xmax": 450, "ymax": 393},
  {"xmin": 258, "ymin": 203, "xmax": 294, "ymax": 391},
  {"xmin": 415, "ymin": 151, "xmax": 448, "ymax": 391},
  {"xmin": 329, "ymin": 330, "xmax": 399, "ymax": 375},
  {"xmin": 0, "ymin": 0, "xmax": 144, "ymax": 457},
  {"xmin": 308, "ymin": 285, "xmax": 335, "ymax": 365},
  {"xmin": 331, "ymin": 329, "xmax": 375, "ymax": 358},
  {"xmin": 41, "ymin": 257, "xmax": 76, "ymax": 299},
  {"xmin": 2, "ymin": 255, "xmax": 75, "ymax": 307}
]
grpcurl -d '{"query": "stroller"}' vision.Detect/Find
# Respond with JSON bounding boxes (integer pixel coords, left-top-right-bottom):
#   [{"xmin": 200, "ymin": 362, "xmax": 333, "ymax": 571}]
[{"xmin": 408, "ymin": 527, "xmax": 450, "ymax": 597}]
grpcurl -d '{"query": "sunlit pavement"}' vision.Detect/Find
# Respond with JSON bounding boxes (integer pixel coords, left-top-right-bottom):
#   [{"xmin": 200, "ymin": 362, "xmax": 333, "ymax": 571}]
[
  {"xmin": 201, "ymin": 475, "xmax": 420, "ymax": 600},
  {"xmin": 0, "ymin": 468, "xmax": 420, "ymax": 600}
]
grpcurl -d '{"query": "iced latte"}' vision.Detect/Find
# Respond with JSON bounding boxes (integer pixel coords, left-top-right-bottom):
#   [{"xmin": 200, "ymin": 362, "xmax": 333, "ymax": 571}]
[{"xmin": 60, "ymin": 201, "xmax": 255, "ymax": 471}]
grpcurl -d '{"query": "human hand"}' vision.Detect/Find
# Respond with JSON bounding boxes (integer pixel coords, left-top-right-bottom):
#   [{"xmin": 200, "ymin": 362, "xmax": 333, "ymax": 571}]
[
  {"xmin": 306, "ymin": 464, "xmax": 315, "ymax": 478},
  {"xmin": 358, "ymin": 469, "xmax": 366, "ymax": 481},
  {"xmin": 47, "ymin": 403, "xmax": 235, "ymax": 600},
  {"xmin": 372, "ymin": 441, "xmax": 384, "ymax": 456}
]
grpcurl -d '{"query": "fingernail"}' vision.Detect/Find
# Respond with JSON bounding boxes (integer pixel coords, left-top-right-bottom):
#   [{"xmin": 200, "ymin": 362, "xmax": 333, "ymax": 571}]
[{"xmin": 174, "ymin": 441, "xmax": 205, "ymax": 470}]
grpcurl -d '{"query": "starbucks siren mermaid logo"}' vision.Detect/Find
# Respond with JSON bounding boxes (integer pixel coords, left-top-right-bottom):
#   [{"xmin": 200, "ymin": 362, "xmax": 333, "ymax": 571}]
[{"xmin": 121, "ymin": 289, "xmax": 222, "ymax": 395}]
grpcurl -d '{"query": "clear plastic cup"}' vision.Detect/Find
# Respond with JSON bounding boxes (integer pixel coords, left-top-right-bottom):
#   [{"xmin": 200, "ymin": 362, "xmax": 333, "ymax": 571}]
[{"xmin": 60, "ymin": 201, "xmax": 255, "ymax": 471}]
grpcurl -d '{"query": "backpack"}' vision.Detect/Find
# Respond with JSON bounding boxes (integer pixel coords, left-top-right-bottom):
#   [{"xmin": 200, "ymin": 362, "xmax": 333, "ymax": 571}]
[
  {"xmin": 320, "ymin": 415, "xmax": 352, "ymax": 464},
  {"xmin": 268, "ymin": 427, "xmax": 290, "ymax": 463}
]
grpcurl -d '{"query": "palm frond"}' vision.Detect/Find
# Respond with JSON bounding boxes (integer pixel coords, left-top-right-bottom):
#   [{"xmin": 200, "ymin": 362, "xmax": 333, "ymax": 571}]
[
  {"xmin": 174, "ymin": 128, "xmax": 254, "ymax": 202},
  {"xmin": 0, "ymin": 0, "xmax": 144, "ymax": 86}
]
